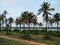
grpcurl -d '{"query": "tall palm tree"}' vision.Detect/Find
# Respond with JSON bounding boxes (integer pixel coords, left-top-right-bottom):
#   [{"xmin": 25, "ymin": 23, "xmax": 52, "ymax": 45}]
[
  {"xmin": 54, "ymin": 13, "xmax": 60, "ymax": 32},
  {"xmin": 38, "ymin": 2, "xmax": 55, "ymax": 39},
  {"xmin": 8, "ymin": 17, "xmax": 13, "ymax": 32}
]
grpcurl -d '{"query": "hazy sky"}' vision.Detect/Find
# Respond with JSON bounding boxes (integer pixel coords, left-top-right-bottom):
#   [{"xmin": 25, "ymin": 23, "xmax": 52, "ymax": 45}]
[{"xmin": 0, "ymin": 0, "xmax": 60, "ymax": 27}]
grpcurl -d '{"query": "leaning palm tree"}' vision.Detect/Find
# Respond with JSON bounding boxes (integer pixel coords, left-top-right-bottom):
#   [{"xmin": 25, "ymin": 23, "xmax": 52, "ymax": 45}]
[
  {"xmin": 38, "ymin": 2, "xmax": 55, "ymax": 39},
  {"xmin": 54, "ymin": 13, "xmax": 60, "ymax": 32},
  {"xmin": 8, "ymin": 17, "xmax": 13, "ymax": 32}
]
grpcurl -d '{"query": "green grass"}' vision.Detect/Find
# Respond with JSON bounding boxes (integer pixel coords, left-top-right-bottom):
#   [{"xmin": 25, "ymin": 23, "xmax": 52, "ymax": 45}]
[
  {"xmin": 0, "ymin": 30, "xmax": 60, "ymax": 45},
  {"xmin": 0, "ymin": 38, "xmax": 25, "ymax": 45},
  {"xmin": 31, "ymin": 35, "xmax": 60, "ymax": 45}
]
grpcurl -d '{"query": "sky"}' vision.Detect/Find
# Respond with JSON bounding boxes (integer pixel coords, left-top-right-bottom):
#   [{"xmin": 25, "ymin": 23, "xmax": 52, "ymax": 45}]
[{"xmin": 0, "ymin": 0, "xmax": 60, "ymax": 27}]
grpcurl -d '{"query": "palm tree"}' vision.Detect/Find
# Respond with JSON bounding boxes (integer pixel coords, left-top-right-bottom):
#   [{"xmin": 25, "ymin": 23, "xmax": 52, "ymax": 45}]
[
  {"xmin": 27, "ymin": 12, "xmax": 35, "ymax": 30},
  {"xmin": 8, "ymin": 17, "xmax": 13, "ymax": 32},
  {"xmin": 54, "ymin": 13, "xmax": 60, "ymax": 32},
  {"xmin": 38, "ymin": 22, "xmax": 43, "ymax": 30},
  {"xmin": 32, "ymin": 16, "xmax": 37, "ymax": 30},
  {"xmin": 49, "ymin": 18, "xmax": 54, "ymax": 31},
  {"xmin": 3, "ymin": 10, "xmax": 8, "ymax": 30},
  {"xmin": 21, "ymin": 11, "xmax": 36, "ymax": 40},
  {"xmin": 38, "ymin": 2, "xmax": 55, "ymax": 39},
  {"xmin": 19, "ymin": 17, "xmax": 22, "ymax": 30},
  {"xmin": 15, "ymin": 18, "xmax": 19, "ymax": 30},
  {"xmin": 21, "ymin": 11, "xmax": 29, "ymax": 31}
]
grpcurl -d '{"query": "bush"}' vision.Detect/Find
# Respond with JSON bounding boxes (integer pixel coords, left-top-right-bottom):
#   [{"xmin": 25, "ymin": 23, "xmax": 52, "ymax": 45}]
[
  {"xmin": 13, "ymin": 29, "xmax": 20, "ymax": 32},
  {"xmin": 20, "ymin": 34, "xmax": 29, "ymax": 40}
]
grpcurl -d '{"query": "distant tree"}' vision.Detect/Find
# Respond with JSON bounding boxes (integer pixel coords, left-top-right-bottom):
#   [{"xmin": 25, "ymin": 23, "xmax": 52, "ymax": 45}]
[
  {"xmin": 21, "ymin": 11, "xmax": 37, "ymax": 40},
  {"xmin": 38, "ymin": 2, "xmax": 55, "ymax": 39},
  {"xmin": 32, "ymin": 16, "xmax": 37, "ymax": 30},
  {"xmin": 54, "ymin": 13, "xmax": 60, "ymax": 32},
  {"xmin": 38, "ymin": 22, "xmax": 43, "ymax": 30},
  {"xmin": 8, "ymin": 17, "xmax": 13, "ymax": 32},
  {"xmin": 3, "ymin": 10, "xmax": 8, "ymax": 26},
  {"xmin": 49, "ymin": 18, "xmax": 54, "ymax": 31},
  {"xmin": 21, "ymin": 11, "xmax": 29, "ymax": 31},
  {"xmin": 15, "ymin": 18, "xmax": 19, "ymax": 30}
]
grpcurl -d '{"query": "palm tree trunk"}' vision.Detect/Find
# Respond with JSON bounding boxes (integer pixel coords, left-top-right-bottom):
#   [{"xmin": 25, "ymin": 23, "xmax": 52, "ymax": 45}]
[
  {"xmin": 33, "ymin": 24, "xmax": 34, "ymax": 30},
  {"xmin": 51, "ymin": 25, "xmax": 52, "ymax": 31},
  {"xmin": 28, "ymin": 24, "xmax": 30, "ymax": 40},
  {"xmin": 57, "ymin": 22, "xmax": 59, "ymax": 32},
  {"xmin": 46, "ymin": 21, "xmax": 48, "ymax": 38},
  {"xmin": 16, "ymin": 25, "xmax": 18, "ymax": 30},
  {"xmin": 20, "ymin": 24, "xmax": 21, "ymax": 31},
  {"xmin": 28, "ymin": 24, "xmax": 30, "ymax": 30},
  {"xmin": 0, "ymin": 21, "xmax": 1, "ymax": 31},
  {"xmin": 23, "ymin": 23, "xmax": 25, "ymax": 33},
  {"xmin": 10, "ymin": 23, "xmax": 11, "ymax": 32},
  {"xmin": 7, "ymin": 26, "xmax": 8, "ymax": 34}
]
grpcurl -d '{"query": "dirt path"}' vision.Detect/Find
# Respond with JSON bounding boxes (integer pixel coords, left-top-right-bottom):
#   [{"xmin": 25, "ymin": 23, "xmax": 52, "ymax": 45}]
[{"xmin": 0, "ymin": 35, "xmax": 49, "ymax": 45}]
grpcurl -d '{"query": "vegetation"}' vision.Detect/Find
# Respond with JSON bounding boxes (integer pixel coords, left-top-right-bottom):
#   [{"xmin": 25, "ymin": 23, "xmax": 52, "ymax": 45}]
[
  {"xmin": 0, "ymin": 38, "xmax": 25, "ymax": 45},
  {"xmin": 0, "ymin": 1, "xmax": 60, "ymax": 45},
  {"xmin": 38, "ymin": 2, "xmax": 55, "ymax": 39}
]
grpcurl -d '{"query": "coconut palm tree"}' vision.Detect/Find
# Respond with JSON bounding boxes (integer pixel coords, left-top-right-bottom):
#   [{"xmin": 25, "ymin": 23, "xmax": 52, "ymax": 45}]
[
  {"xmin": 3, "ymin": 10, "xmax": 8, "ymax": 25},
  {"xmin": 54, "ymin": 13, "xmax": 60, "ymax": 32},
  {"xmin": 27, "ymin": 12, "xmax": 35, "ymax": 30},
  {"xmin": 38, "ymin": 22, "xmax": 43, "ymax": 30},
  {"xmin": 21, "ymin": 11, "xmax": 36, "ymax": 40},
  {"xmin": 15, "ymin": 18, "xmax": 19, "ymax": 30},
  {"xmin": 19, "ymin": 17, "xmax": 22, "ymax": 30},
  {"xmin": 21, "ymin": 11, "xmax": 29, "ymax": 31},
  {"xmin": 8, "ymin": 17, "xmax": 13, "ymax": 32},
  {"xmin": 38, "ymin": 2, "xmax": 55, "ymax": 39},
  {"xmin": 49, "ymin": 18, "xmax": 54, "ymax": 31},
  {"xmin": 32, "ymin": 16, "xmax": 37, "ymax": 30}
]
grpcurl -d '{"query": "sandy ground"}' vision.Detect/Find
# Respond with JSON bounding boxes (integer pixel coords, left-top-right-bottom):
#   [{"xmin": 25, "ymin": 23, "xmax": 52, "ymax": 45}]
[{"xmin": 0, "ymin": 35, "xmax": 49, "ymax": 45}]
